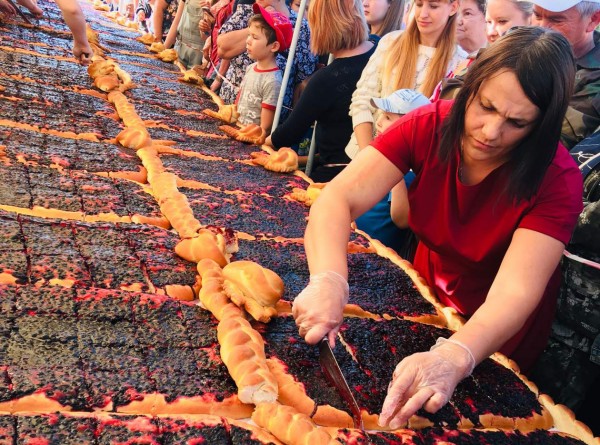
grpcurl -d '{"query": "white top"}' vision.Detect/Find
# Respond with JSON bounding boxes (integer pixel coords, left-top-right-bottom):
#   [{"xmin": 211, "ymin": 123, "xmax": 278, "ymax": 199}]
[{"xmin": 345, "ymin": 30, "xmax": 467, "ymax": 158}]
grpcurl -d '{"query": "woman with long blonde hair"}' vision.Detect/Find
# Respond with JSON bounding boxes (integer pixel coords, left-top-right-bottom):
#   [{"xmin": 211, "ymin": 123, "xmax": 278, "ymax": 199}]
[
  {"xmin": 347, "ymin": 0, "xmax": 466, "ymax": 156},
  {"xmin": 348, "ymin": 0, "xmax": 465, "ymax": 255}
]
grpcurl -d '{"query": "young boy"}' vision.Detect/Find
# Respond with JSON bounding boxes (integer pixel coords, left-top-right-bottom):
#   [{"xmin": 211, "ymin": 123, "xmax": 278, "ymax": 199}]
[
  {"xmin": 235, "ymin": 3, "xmax": 292, "ymax": 134},
  {"xmin": 356, "ymin": 88, "xmax": 430, "ymax": 258}
]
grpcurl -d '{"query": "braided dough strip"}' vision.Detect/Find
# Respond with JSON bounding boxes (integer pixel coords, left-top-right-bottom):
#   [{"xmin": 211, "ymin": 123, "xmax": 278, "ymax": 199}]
[
  {"xmin": 176, "ymin": 229, "xmax": 230, "ymax": 267},
  {"xmin": 196, "ymin": 258, "xmax": 243, "ymax": 320},
  {"xmin": 222, "ymin": 261, "xmax": 283, "ymax": 323},
  {"xmin": 252, "ymin": 403, "xmax": 342, "ymax": 445},
  {"xmin": 218, "ymin": 316, "xmax": 278, "ymax": 405}
]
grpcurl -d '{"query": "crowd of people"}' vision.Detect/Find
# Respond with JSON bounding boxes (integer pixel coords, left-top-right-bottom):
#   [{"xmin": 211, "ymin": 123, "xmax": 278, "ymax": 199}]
[{"xmin": 1, "ymin": 0, "xmax": 599, "ymax": 433}]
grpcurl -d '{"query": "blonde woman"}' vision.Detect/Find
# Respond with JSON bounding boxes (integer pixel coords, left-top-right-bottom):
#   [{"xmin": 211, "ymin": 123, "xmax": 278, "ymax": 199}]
[
  {"xmin": 485, "ymin": 0, "xmax": 532, "ymax": 44},
  {"xmin": 347, "ymin": 0, "xmax": 466, "ymax": 156},
  {"xmin": 348, "ymin": 0, "xmax": 465, "ymax": 254}
]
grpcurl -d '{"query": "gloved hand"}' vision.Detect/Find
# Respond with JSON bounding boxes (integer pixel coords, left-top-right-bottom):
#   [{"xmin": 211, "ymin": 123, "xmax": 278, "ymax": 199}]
[
  {"xmin": 379, "ymin": 337, "xmax": 476, "ymax": 429},
  {"xmin": 292, "ymin": 271, "xmax": 349, "ymax": 347}
]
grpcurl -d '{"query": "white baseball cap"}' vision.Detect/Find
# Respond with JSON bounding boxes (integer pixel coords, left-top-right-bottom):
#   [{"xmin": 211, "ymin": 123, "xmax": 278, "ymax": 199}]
[
  {"xmin": 370, "ymin": 89, "xmax": 431, "ymax": 115},
  {"xmin": 522, "ymin": 0, "xmax": 600, "ymax": 12}
]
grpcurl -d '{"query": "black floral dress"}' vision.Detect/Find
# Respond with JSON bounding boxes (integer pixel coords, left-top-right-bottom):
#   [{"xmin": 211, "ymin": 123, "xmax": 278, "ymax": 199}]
[{"xmin": 218, "ymin": 5, "xmax": 317, "ymax": 119}]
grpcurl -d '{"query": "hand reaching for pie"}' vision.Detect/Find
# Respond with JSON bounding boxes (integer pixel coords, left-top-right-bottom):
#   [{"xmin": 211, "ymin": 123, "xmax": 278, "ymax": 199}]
[
  {"xmin": 292, "ymin": 271, "xmax": 349, "ymax": 348},
  {"xmin": 0, "ymin": 0, "xmax": 16, "ymax": 14},
  {"xmin": 73, "ymin": 40, "xmax": 93, "ymax": 65},
  {"xmin": 379, "ymin": 337, "xmax": 476, "ymax": 429},
  {"xmin": 17, "ymin": 0, "xmax": 43, "ymax": 16}
]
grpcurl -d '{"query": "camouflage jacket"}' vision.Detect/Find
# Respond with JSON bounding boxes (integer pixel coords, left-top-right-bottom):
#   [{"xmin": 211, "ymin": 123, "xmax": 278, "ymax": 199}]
[
  {"xmin": 561, "ymin": 31, "xmax": 600, "ymax": 149},
  {"xmin": 439, "ymin": 34, "xmax": 600, "ymax": 150}
]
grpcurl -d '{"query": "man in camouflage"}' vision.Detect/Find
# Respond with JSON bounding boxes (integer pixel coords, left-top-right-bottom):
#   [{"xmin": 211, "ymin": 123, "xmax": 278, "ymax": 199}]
[
  {"xmin": 526, "ymin": 0, "xmax": 600, "ymax": 148},
  {"xmin": 530, "ymin": 132, "xmax": 600, "ymax": 432}
]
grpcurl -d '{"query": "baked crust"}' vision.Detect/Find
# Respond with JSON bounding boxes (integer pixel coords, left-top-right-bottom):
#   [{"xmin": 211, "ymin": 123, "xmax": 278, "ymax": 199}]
[
  {"xmin": 219, "ymin": 124, "xmax": 266, "ymax": 145},
  {"xmin": 136, "ymin": 33, "xmax": 155, "ymax": 44},
  {"xmin": 251, "ymin": 148, "xmax": 299, "ymax": 173},
  {"xmin": 164, "ymin": 284, "xmax": 196, "ymax": 301},
  {"xmin": 9, "ymin": 393, "xmax": 70, "ymax": 414},
  {"xmin": 266, "ymin": 357, "xmax": 354, "ymax": 429},
  {"xmin": 158, "ymin": 195, "xmax": 202, "ymax": 239},
  {"xmin": 203, "ymin": 104, "xmax": 239, "ymax": 124},
  {"xmin": 176, "ymin": 230, "xmax": 230, "ymax": 266},
  {"xmin": 227, "ymin": 419, "xmax": 285, "ymax": 445},
  {"xmin": 149, "ymin": 42, "xmax": 165, "ymax": 53},
  {"xmin": 218, "ymin": 316, "xmax": 279, "ymax": 405},
  {"xmin": 116, "ymin": 126, "xmax": 152, "ymax": 150},
  {"xmin": 157, "ymin": 49, "xmax": 178, "ymax": 63},
  {"xmin": 289, "ymin": 182, "xmax": 326, "ymax": 206},
  {"xmin": 196, "ymin": 258, "xmax": 242, "ymax": 320},
  {"xmin": 252, "ymin": 402, "xmax": 342, "ymax": 445},
  {"xmin": 540, "ymin": 394, "xmax": 600, "ymax": 445},
  {"xmin": 222, "ymin": 261, "xmax": 283, "ymax": 323},
  {"xmin": 152, "ymin": 393, "xmax": 253, "ymax": 418}
]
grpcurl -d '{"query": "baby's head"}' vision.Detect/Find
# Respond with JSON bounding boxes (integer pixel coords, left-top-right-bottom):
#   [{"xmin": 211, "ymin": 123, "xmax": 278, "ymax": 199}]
[{"xmin": 372, "ymin": 89, "xmax": 430, "ymax": 134}]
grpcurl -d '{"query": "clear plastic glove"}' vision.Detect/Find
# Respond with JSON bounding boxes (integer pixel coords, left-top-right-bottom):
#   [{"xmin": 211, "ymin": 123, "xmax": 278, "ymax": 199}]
[
  {"xmin": 292, "ymin": 271, "xmax": 349, "ymax": 347},
  {"xmin": 379, "ymin": 337, "xmax": 475, "ymax": 429}
]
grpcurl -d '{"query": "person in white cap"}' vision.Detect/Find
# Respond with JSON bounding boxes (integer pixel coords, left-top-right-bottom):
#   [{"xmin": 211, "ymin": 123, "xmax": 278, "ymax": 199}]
[
  {"xmin": 371, "ymin": 88, "xmax": 432, "ymax": 135},
  {"xmin": 355, "ymin": 89, "xmax": 431, "ymax": 256},
  {"xmin": 526, "ymin": 0, "xmax": 600, "ymax": 148}
]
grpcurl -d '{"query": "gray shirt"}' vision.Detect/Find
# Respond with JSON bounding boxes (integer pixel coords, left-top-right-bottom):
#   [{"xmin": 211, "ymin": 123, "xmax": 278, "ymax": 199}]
[{"xmin": 237, "ymin": 63, "xmax": 282, "ymax": 126}]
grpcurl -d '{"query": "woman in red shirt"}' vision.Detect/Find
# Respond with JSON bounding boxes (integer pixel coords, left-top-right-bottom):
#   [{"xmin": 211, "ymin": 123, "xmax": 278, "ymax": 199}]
[{"xmin": 292, "ymin": 27, "xmax": 583, "ymax": 429}]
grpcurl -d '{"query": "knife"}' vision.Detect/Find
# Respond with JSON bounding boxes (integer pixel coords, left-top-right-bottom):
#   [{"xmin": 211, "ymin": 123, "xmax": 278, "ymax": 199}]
[
  {"xmin": 5, "ymin": 0, "xmax": 33, "ymax": 25},
  {"xmin": 318, "ymin": 338, "xmax": 364, "ymax": 431}
]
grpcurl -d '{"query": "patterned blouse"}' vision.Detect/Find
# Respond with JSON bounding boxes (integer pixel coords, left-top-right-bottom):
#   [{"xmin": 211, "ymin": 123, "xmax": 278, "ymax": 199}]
[
  {"xmin": 161, "ymin": 0, "xmax": 179, "ymax": 37},
  {"xmin": 218, "ymin": 5, "xmax": 317, "ymax": 122}
]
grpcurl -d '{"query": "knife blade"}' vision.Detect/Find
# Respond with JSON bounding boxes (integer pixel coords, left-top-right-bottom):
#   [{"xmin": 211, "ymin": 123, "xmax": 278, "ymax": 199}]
[
  {"xmin": 319, "ymin": 338, "xmax": 364, "ymax": 431},
  {"xmin": 5, "ymin": 0, "xmax": 33, "ymax": 25}
]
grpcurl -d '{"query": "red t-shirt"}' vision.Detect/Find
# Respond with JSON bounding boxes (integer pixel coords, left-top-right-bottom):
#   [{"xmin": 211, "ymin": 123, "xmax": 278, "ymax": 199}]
[{"xmin": 372, "ymin": 100, "xmax": 583, "ymax": 371}]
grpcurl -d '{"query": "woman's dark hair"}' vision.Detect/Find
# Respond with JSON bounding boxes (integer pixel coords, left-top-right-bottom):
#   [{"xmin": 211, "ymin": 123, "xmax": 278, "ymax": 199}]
[
  {"xmin": 473, "ymin": 0, "xmax": 486, "ymax": 14},
  {"xmin": 439, "ymin": 26, "xmax": 575, "ymax": 202}
]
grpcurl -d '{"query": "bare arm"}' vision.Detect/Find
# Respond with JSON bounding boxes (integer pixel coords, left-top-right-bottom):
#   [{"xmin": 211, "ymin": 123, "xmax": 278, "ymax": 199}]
[
  {"xmin": 54, "ymin": 0, "xmax": 93, "ymax": 64},
  {"xmin": 0, "ymin": 0, "xmax": 16, "ymax": 15},
  {"xmin": 164, "ymin": 0, "xmax": 184, "ymax": 48},
  {"xmin": 354, "ymin": 122, "xmax": 375, "ymax": 150},
  {"xmin": 211, "ymin": 58, "xmax": 230, "ymax": 92},
  {"xmin": 390, "ymin": 180, "xmax": 409, "ymax": 228},
  {"xmin": 452, "ymin": 229, "xmax": 564, "ymax": 362},
  {"xmin": 305, "ymin": 147, "xmax": 403, "ymax": 276},
  {"xmin": 152, "ymin": 0, "xmax": 167, "ymax": 41},
  {"xmin": 260, "ymin": 108, "xmax": 275, "ymax": 135},
  {"xmin": 294, "ymin": 147, "xmax": 404, "ymax": 345},
  {"xmin": 217, "ymin": 27, "xmax": 247, "ymax": 59}
]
